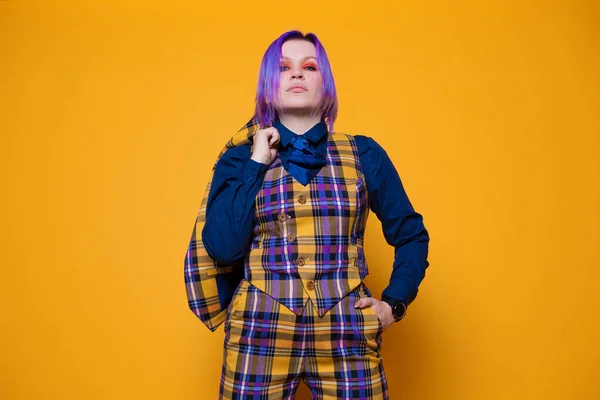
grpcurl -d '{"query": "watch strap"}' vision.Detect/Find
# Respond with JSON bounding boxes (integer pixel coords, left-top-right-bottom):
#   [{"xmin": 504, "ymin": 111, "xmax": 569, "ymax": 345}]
[{"xmin": 381, "ymin": 297, "xmax": 407, "ymax": 322}]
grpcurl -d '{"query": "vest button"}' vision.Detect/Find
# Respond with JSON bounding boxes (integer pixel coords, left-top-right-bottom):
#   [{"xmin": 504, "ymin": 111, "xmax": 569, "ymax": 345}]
[
  {"xmin": 298, "ymin": 195, "xmax": 306, "ymax": 204},
  {"xmin": 287, "ymin": 233, "xmax": 296, "ymax": 242},
  {"xmin": 297, "ymin": 257, "xmax": 305, "ymax": 266},
  {"xmin": 306, "ymin": 281, "xmax": 315, "ymax": 290},
  {"xmin": 278, "ymin": 212, "xmax": 288, "ymax": 222}
]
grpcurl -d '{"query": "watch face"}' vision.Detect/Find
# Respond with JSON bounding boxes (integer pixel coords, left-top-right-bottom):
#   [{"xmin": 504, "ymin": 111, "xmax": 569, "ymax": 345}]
[
  {"xmin": 383, "ymin": 299, "xmax": 405, "ymax": 321},
  {"xmin": 392, "ymin": 303, "xmax": 405, "ymax": 320}
]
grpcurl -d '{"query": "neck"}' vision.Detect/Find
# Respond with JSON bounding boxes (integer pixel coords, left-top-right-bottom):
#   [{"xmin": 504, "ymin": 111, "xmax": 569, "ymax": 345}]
[{"xmin": 277, "ymin": 113, "xmax": 322, "ymax": 135}]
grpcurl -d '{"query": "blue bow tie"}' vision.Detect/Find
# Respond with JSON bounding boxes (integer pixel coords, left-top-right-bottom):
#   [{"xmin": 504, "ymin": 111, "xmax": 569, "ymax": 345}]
[
  {"xmin": 281, "ymin": 134, "xmax": 326, "ymax": 186},
  {"xmin": 289, "ymin": 135, "xmax": 322, "ymax": 157}
]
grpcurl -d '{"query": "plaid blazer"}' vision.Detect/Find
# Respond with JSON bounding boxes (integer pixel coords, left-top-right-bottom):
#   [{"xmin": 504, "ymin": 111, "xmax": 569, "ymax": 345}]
[
  {"xmin": 184, "ymin": 117, "xmax": 262, "ymax": 332},
  {"xmin": 185, "ymin": 117, "xmax": 370, "ymax": 331}
]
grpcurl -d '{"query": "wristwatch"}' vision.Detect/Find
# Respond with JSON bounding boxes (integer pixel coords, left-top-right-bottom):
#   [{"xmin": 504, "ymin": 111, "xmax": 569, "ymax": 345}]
[{"xmin": 381, "ymin": 298, "xmax": 407, "ymax": 322}]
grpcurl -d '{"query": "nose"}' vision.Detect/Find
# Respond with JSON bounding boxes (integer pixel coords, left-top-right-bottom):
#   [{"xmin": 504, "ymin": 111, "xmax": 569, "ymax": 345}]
[{"xmin": 290, "ymin": 66, "xmax": 304, "ymax": 79}]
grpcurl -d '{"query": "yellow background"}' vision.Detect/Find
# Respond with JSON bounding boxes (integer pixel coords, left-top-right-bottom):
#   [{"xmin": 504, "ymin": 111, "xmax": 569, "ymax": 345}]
[{"xmin": 1, "ymin": 1, "xmax": 598, "ymax": 399}]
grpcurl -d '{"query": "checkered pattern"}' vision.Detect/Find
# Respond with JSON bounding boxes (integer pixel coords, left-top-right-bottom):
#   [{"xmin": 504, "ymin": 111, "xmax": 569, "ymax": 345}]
[
  {"xmin": 245, "ymin": 131, "xmax": 371, "ymax": 318},
  {"xmin": 184, "ymin": 118, "xmax": 373, "ymax": 332},
  {"xmin": 187, "ymin": 119, "xmax": 389, "ymax": 398},
  {"xmin": 220, "ymin": 280, "xmax": 388, "ymax": 399},
  {"xmin": 184, "ymin": 117, "xmax": 262, "ymax": 332}
]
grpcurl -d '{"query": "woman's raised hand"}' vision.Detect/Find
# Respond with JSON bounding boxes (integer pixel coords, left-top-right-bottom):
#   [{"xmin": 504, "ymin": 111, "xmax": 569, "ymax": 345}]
[{"xmin": 251, "ymin": 127, "xmax": 280, "ymax": 166}]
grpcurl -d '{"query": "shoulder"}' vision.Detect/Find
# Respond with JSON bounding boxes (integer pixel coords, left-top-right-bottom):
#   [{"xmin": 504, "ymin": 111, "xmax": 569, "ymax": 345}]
[
  {"xmin": 219, "ymin": 142, "xmax": 252, "ymax": 161},
  {"xmin": 335, "ymin": 132, "xmax": 385, "ymax": 157},
  {"xmin": 213, "ymin": 142, "xmax": 252, "ymax": 171}
]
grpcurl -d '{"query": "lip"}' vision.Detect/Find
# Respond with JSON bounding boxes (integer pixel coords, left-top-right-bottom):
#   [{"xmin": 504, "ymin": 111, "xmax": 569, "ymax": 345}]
[{"xmin": 288, "ymin": 85, "xmax": 307, "ymax": 92}]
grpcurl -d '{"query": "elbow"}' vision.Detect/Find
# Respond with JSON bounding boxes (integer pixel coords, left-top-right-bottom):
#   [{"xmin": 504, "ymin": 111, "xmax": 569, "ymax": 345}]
[
  {"xmin": 392, "ymin": 214, "xmax": 430, "ymax": 247},
  {"xmin": 410, "ymin": 213, "xmax": 430, "ymax": 246},
  {"xmin": 417, "ymin": 226, "xmax": 430, "ymax": 244},
  {"xmin": 201, "ymin": 223, "xmax": 246, "ymax": 265}
]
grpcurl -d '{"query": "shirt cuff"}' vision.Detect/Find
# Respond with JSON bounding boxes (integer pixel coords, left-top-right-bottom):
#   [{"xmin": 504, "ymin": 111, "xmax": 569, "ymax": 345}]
[
  {"xmin": 381, "ymin": 286, "xmax": 416, "ymax": 307},
  {"xmin": 244, "ymin": 158, "xmax": 269, "ymax": 187},
  {"xmin": 381, "ymin": 295, "xmax": 403, "ymax": 304}
]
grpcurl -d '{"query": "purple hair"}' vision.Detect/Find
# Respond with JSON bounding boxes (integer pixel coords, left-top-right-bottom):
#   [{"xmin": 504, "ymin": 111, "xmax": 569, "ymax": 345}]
[{"xmin": 253, "ymin": 30, "xmax": 338, "ymax": 132}]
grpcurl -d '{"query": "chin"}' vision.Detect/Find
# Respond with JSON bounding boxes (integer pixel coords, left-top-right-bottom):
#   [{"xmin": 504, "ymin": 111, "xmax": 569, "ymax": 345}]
[
  {"xmin": 281, "ymin": 101, "xmax": 320, "ymax": 110},
  {"xmin": 280, "ymin": 107, "xmax": 319, "ymax": 115}
]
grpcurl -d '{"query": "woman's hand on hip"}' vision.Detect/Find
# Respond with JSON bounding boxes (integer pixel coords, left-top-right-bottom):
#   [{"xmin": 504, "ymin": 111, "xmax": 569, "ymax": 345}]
[{"xmin": 354, "ymin": 296, "xmax": 394, "ymax": 332}]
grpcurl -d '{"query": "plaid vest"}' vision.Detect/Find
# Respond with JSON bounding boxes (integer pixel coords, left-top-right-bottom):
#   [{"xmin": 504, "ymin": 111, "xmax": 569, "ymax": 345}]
[
  {"xmin": 244, "ymin": 131, "xmax": 370, "ymax": 317},
  {"xmin": 185, "ymin": 118, "xmax": 370, "ymax": 331}
]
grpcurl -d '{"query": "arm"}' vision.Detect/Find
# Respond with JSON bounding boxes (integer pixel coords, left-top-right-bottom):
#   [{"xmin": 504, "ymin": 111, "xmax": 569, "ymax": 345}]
[
  {"xmin": 354, "ymin": 135, "xmax": 430, "ymax": 308},
  {"xmin": 201, "ymin": 145, "xmax": 269, "ymax": 265}
]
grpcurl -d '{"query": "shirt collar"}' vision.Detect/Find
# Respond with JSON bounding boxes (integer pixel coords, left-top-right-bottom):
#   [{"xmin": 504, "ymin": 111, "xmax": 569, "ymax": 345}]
[{"xmin": 273, "ymin": 115, "xmax": 329, "ymax": 148}]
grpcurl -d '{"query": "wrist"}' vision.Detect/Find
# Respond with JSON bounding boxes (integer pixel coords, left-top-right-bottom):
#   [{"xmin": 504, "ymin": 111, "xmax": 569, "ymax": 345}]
[
  {"xmin": 381, "ymin": 298, "xmax": 407, "ymax": 322},
  {"xmin": 250, "ymin": 154, "xmax": 269, "ymax": 165}
]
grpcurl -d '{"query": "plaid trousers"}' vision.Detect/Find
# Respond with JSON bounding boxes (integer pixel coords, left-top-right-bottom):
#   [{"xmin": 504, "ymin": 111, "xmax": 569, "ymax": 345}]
[{"xmin": 220, "ymin": 279, "xmax": 388, "ymax": 399}]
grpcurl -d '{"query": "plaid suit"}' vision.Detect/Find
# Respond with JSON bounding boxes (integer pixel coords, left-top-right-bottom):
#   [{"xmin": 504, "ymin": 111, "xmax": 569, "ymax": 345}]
[{"xmin": 185, "ymin": 118, "xmax": 388, "ymax": 399}]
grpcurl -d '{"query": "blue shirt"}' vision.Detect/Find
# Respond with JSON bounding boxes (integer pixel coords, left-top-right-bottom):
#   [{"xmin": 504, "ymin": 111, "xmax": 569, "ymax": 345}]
[{"xmin": 202, "ymin": 118, "xmax": 430, "ymax": 307}]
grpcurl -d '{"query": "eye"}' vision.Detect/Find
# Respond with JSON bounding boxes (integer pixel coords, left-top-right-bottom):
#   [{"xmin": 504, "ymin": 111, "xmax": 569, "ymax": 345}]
[{"xmin": 279, "ymin": 63, "xmax": 318, "ymax": 72}]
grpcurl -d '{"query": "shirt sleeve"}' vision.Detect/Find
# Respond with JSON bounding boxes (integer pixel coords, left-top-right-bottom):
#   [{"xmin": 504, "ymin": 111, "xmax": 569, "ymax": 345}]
[
  {"xmin": 201, "ymin": 145, "xmax": 269, "ymax": 265},
  {"xmin": 354, "ymin": 135, "xmax": 430, "ymax": 307}
]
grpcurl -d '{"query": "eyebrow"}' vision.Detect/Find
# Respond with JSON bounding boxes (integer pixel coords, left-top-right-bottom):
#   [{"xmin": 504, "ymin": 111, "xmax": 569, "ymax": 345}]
[{"xmin": 280, "ymin": 56, "xmax": 317, "ymax": 61}]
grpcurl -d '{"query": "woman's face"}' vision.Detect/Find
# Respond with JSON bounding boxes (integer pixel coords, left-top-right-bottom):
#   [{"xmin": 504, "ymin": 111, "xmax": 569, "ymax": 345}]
[{"xmin": 273, "ymin": 39, "xmax": 323, "ymax": 115}]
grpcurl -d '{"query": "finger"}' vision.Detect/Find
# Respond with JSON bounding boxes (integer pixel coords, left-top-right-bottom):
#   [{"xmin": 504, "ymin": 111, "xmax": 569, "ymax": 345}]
[
  {"xmin": 354, "ymin": 297, "xmax": 371, "ymax": 308},
  {"xmin": 263, "ymin": 127, "xmax": 277, "ymax": 136},
  {"xmin": 259, "ymin": 131, "xmax": 270, "ymax": 144},
  {"xmin": 269, "ymin": 134, "xmax": 280, "ymax": 147}
]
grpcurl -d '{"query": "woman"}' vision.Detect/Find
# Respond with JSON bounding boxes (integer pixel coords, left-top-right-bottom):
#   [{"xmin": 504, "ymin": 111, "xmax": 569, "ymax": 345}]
[{"xmin": 185, "ymin": 30, "xmax": 430, "ymax": 399}]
